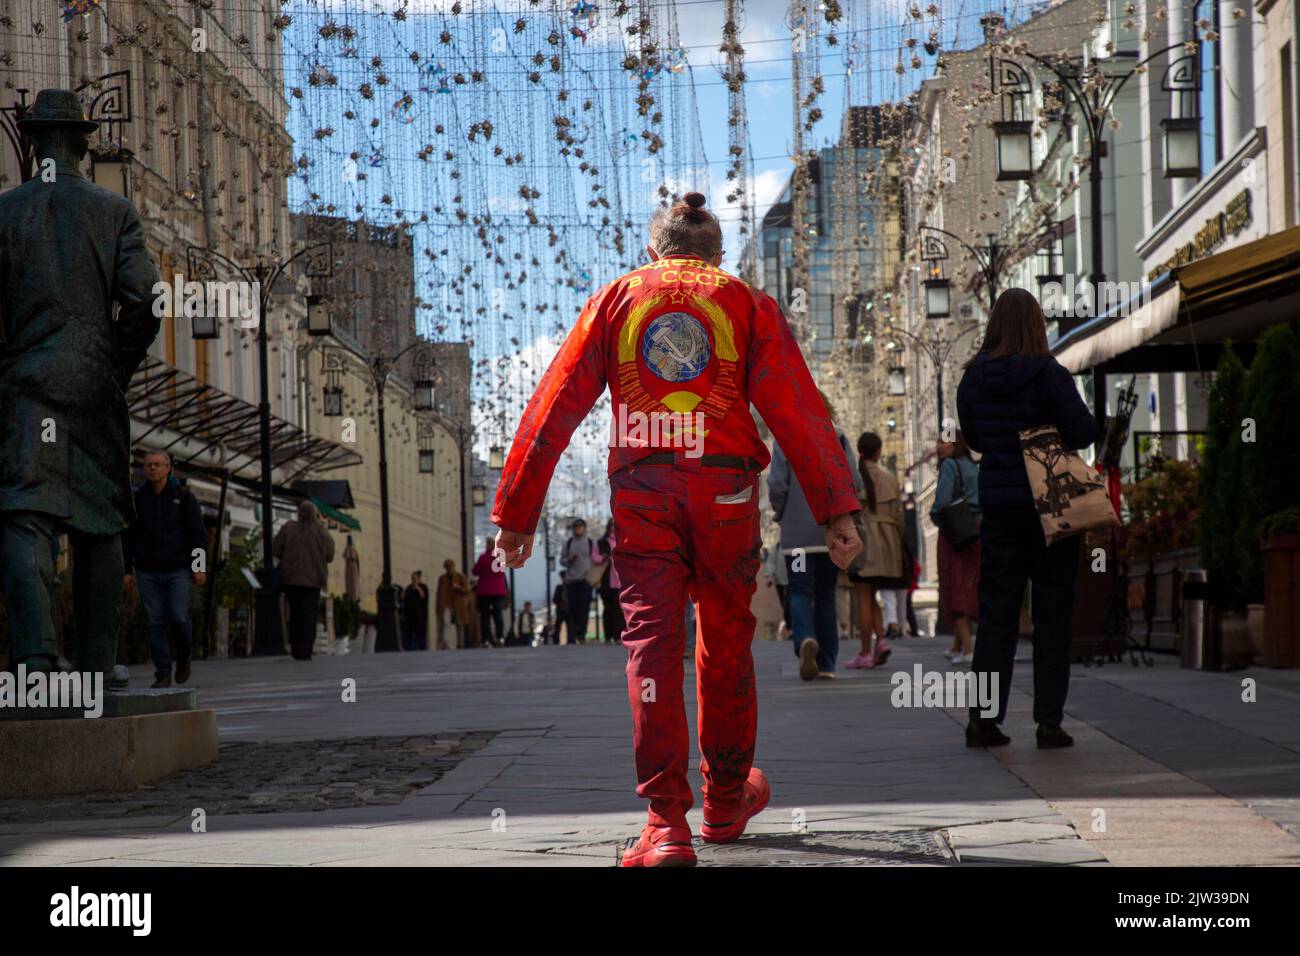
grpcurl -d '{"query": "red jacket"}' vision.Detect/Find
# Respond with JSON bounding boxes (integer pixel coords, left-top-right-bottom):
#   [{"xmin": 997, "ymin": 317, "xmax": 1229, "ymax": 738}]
[{"xmin": 491, "ymin": 254, "xmax": 860, "ymax": 535}]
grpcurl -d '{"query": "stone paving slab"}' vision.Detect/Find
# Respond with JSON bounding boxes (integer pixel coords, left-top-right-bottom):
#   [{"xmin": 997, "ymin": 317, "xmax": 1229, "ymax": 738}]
[{"xmin": 2, "ymin": 637, "xmax": 1296, "ymax": 866}]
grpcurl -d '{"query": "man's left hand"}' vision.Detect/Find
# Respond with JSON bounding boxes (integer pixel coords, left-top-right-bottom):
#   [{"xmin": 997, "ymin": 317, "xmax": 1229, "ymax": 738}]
[
  {"xmin": 495, "ymin": 529, "xmax": 534, "ymax": 569},
  {"xmin": 825, "ymin": 513, "xmax": 862, "ymax": 570}
]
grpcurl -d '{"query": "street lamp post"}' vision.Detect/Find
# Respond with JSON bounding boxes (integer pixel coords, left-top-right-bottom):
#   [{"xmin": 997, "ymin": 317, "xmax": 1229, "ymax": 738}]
[
  {"xmin": 919, "ymin": 226, "xmax": 1010, "ymax": 315},
  {"xmin": 885, "ymin": 319, "xmax": 980, "ymax": 429},
  {"xmin": 989, "ymin": 43, "xmax": 1202, "ymax": 323},
  {"xmin": 358, "ymin": 340, "xmax": 438, "ymax": 652},
  {"xmin": 486, "ymin": 452, "xmax": 516, "ymax": 637},
  {"xmin": 188, "ymin": 242, "xmax": 335, "ymax": 656},
  {"xmin": 2, "ymin": 72, "xmax": 134, "ymax": 184}
]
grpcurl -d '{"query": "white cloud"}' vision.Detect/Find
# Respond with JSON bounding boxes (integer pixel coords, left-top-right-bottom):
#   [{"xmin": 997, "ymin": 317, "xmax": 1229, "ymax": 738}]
[{"xmin": 711, "ymin": 164, "xmax": 788, "ymax": 271}]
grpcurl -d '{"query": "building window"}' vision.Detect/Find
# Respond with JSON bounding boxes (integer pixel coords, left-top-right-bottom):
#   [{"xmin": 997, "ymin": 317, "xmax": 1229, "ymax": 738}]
[
  {"xmin": 1283, "ymin": 43, "xmax": 1297, "ymax": 228},
  {"xmin": 1192, "ymin": 0, "xmax": 1220, "ymax": 172}
]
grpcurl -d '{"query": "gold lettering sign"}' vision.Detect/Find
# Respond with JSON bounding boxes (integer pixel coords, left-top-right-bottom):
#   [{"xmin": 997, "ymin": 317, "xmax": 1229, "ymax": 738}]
[{"xmin": 1146, "ymin": 189, "xmax": 1253, "ymax": 282}]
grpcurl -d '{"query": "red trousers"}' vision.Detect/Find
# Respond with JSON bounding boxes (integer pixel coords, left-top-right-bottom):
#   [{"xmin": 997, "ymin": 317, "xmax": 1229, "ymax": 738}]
[{"xmin": 610, "ymin": 463, "xmax": 762, "ymax": 828}]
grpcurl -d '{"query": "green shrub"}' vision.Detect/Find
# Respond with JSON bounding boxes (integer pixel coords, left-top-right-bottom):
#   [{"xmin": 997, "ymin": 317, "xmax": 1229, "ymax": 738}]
[
  {"xmin": 1198, "ymin": 343, "xmax": 1246, "ymax": 604},
  {"xmin": 1236, "ymin": 324, "xmax": 1300, "ymax": 600},
  {"xmin": 1123, "ymin": 458, "xmax": 1199, "ymax": 563},
  {"xmin": 1258, "ymin": 505, "xmax": 1300, "ymax": 539},
  {"xmin": 332, "ymin": 593, "xmax": 363, "ymax": 639}
]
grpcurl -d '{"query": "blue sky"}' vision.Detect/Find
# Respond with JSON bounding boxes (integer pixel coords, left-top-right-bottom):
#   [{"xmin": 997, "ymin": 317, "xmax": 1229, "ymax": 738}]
[{"xmin": 282, "ymin": 1, "xmax": 1024, "ymax": 593}]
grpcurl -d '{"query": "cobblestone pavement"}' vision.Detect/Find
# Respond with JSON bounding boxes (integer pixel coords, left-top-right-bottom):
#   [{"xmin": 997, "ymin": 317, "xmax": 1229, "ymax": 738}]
[
  {"xmin": 0, "ymin": 637, "xmax": 1297, "ymax": 866},
  {"xmin": 0, "ymin": 733, "xmax": 496, "ymax": 823}
]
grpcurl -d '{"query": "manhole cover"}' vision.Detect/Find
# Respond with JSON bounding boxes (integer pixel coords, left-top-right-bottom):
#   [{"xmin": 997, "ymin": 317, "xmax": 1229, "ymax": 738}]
[{"xmin": 695, "ymin": 829, "xmax": 955, "ymax": 866}]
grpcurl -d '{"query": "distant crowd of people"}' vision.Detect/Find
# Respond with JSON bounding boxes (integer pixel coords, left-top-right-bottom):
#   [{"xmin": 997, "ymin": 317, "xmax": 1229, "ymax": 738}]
[
  {"xmin": 765, "ymin": 392, "xmax": 976, "ymax": 681},
  {"xmin": 120, "ymin": 287, "xmax": 1091, "ymax": 761}
]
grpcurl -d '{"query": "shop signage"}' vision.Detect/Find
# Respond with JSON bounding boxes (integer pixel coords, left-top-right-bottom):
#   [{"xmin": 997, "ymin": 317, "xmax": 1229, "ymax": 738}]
[{"xmin": 1146, "ymin": 189, "xmax": 1253, "ymax": 282}]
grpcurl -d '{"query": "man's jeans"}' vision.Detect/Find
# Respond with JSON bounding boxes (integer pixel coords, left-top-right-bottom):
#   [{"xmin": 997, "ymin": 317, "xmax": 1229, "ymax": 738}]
[
  {"xmin": 786, "ymin": 551, "xmax": 839, "ymax": 672},
  {"xmin": 136, "ymin": 568, "xmax": 193, "ymax": 679}
]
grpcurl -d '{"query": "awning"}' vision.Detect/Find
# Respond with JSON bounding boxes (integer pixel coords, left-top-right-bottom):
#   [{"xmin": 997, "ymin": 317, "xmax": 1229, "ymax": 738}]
[
  {"xmin": 1054, "ymin": 278, "xmax": 1182, "ymax": 374},
  {"xmin": 127, "ymin": 355, "xmax": 362, "ymax": 484},
  {"xmin": 311, "ymin": 496, "xmax": 361, "ymax": 531},
  {"xmin": 293, "ymin": 479, "xmax": 355, "ymax": 509},
  {"xmin": 1175, "ymin": 223, "xmax": 1300, "ymax": 311},
  {"xmin": 1054, "ymin": 224, "xmax": 1300, "ymax": 374}
]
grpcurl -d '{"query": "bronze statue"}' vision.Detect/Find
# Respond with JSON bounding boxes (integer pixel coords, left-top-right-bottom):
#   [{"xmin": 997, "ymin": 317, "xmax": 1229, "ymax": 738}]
[{"xmin": 0, "ymin": 89, "xmax": 162, "ymax": 677}]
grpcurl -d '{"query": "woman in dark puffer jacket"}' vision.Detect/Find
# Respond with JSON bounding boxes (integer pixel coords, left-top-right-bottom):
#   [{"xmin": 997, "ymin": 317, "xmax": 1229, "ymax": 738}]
[{"xmin": 956, "ymin": 288, "xmax": 1100, "ymax": 750}]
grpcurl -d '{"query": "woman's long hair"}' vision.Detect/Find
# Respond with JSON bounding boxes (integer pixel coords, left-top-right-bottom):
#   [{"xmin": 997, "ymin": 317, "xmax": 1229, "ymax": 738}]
[
  {"xmin": 858, "ymin": 431, "xmax": 882, "ymax": 514},
  {"xmin": 965, "ymin": 287, "xmax": 1050, "ymax": 368}
]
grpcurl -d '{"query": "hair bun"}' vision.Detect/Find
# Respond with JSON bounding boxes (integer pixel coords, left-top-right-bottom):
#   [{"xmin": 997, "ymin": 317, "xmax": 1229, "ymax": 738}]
[{"xmin": 683, "ymin": 191, "xmax": 707, "ymax": 209}]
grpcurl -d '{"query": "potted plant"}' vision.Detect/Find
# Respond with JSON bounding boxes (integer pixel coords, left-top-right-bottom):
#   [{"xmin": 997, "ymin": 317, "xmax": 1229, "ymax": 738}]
[
  {"xmin": 332, "ymin": 594, "xmax": 363, "ymax": 646},
  {"xmin": 1232, "ymin": 325, "xmax": 1300, "ymax": 668},
  {"xmin": 1198, "ymin": 343, "xmax": 1247, "ymax": 659},
  {"xmin": 1236, "ymin": 326, "xmax": 1300, "ymax": 598},
  {"xmin": 1121, "ymin": 457, "xmax": 1200, "ymax": 655},
  {"xmin": 213, "ymin": 531, "xmax": 260, "ymax": 657},
  {"xmin": 1259, "ymin": 506, "xmax": 1300, "ymax": 668}
]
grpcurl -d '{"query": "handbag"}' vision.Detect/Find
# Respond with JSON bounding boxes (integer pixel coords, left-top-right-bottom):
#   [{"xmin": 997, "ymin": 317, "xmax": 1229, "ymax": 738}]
[
  {"xmin": 1019, "ymin": 425, "xmax": 1120, "ymax": 545},
  {"xmin": 934, "ymin": 458, "xmax": 981, "ymax": 549},
  {"xmin": 583, "ymin": 539, "xmax": 609, "ymax": 588}
]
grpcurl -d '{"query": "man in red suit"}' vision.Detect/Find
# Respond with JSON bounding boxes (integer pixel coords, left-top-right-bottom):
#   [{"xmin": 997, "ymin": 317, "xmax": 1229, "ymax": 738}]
[{"xmin": 492, "ymin": 192, "xmax": 861, "ymax": 867}]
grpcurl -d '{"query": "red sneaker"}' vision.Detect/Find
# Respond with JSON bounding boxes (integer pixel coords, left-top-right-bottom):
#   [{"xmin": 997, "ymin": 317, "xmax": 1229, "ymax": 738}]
[
  {"xmin": 619, "ymin": 823, "xmax": 697, "ymax": 868},
  {"xmin": 701, "ymin": 768, "xmax": 771, "ymax": 845}
]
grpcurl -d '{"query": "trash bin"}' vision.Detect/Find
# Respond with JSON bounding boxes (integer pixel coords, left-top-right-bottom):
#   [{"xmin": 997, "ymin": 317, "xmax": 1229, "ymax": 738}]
[{"xmin": 1181, "ymin": 569, "xmax": 1219, "ymax": 670}]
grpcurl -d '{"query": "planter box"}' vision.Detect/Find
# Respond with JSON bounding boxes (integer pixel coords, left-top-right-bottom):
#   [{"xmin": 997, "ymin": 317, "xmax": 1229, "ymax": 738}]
[
  {"xmin": 1247, "ymin": 604, "xmax": 1266, "ymax": 660},
  {"xmin": 1217, "ymin": 609, "xmax": 1255, "ymax": 670},
  {"xmin": 1071, "ymin": 547, "xmax": 1122, "ymax": 662},
  {"xmin": 1262, "ymin": 532, "xmax": 1300, "ymax": 668}
]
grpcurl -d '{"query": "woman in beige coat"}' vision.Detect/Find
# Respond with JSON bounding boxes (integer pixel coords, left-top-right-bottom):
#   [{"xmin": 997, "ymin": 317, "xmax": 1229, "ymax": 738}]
[{"xmin": 846, "ymin": 432, "xmax": 906, "ymax": 669}]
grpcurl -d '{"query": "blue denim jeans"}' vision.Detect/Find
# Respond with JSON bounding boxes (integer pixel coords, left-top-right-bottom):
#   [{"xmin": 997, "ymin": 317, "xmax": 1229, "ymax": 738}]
[
  {"xmin": 136, "ymin": 568, "xmax": 193, "ymax": 678},
  {"xmin": 786, "ymin": 551, "xmax": 839, "ymax": 672}
]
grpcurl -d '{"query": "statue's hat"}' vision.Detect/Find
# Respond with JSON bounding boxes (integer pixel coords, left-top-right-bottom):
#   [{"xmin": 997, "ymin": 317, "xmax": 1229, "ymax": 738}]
[{"xmin": 17, "ymin": 88, "xmax": 98, "ymax": 133}]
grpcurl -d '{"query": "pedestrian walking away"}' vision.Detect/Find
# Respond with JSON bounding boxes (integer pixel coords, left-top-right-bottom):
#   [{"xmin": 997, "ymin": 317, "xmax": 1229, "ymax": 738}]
[
  {"xmin": 517, "ymin": 600, "xmax": 538, "ymax": 646},
  {"xmin": 593, "ymin": 518, "xmax": 625, "ymax": 643},
  {"xmin": 272, "ymin": 501, "xmax": 336, "ymax": 661},
  {"xmin": 931, "ymin": 431, "xmax": 981, "ymax": 665},
  {"xmin": 435, "ymin": 559, "xmax": 472, "ymax": 650},
  {"xmin": 846, "ymin": 433, "xmax": 908, "ymax": 671},
  {"xmin": 561, "ymin": 519, "xmax": 595, "ymax": 643},
  {"xmin": 122, "ymin": 450, "xmax": 208, "ymax": 687},
  {"xmin": 490, "ymin": 192, "xmax": 861, "ymax": 867},
  {"xmin": 956, "ymin": 288, "xmax": 1100, "ymax": 750},
  {"xmin": 401, "ymin": 570, "xmax": 430, "ymax": 651},
  {"xmin": 472, "ymin": 536, "xmax": 509, "ymax": 647},
  {"xmin": 769, "ymin": 389, "xmax": 863, "ymax": 680}
]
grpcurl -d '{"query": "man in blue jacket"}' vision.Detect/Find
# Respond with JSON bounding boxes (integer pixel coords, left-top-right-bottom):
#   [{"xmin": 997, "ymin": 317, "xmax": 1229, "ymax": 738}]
[
  {"xmin": 769, "ymin": 404, "xmax": 862, "ymax": 681},
  {"xmin": 123, "ymin": 451, "xmax": 209, "ymax": 687}
]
